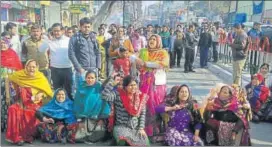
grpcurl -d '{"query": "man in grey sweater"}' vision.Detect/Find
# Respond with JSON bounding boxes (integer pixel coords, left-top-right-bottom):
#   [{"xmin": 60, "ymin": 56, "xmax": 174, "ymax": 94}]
[
  {"xmin": 68, "ymin": 17, "xmax": 101, "ymax": 88},
  {"xmin": 229, "ymin": 23, "xmax": 248, "ymax": 86}
]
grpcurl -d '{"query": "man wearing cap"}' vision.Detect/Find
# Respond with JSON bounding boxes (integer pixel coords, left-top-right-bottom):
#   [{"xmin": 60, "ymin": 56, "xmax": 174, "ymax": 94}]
[{"xmin": 228, "ymin": 23, "xmax": 248, "ymax": 86}]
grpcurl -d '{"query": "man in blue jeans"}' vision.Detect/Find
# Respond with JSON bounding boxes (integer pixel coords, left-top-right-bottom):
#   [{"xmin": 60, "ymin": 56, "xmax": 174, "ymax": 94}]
[
  {"xmin": 198, "ymin": 24, "xmax": 212, "ymax": 68},
  {"xmin": 68, "ymin": 17, "xmax": 101, "ymax": 89}
]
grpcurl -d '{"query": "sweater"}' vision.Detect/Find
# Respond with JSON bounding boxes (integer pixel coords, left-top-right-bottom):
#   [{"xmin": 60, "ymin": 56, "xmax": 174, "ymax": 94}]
[{"xmin": 101, "ymin": 78, "xmax": 146, "ymax": 130}]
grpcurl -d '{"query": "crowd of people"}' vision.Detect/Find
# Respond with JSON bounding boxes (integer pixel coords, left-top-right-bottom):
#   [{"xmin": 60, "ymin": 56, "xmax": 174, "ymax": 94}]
[{"xmin": 1, "ymin": 17, "xmax": 272, "ymax": 146}]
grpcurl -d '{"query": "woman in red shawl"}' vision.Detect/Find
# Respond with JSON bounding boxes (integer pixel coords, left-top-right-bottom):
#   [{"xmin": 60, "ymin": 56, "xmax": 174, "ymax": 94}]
[
  {"xmin": 1, "ymin": 31, "xmax": 23, "ymax": 132},
  {"xmin": 203, "ymin": 85, "xmax": 251, "ymax": 146}
]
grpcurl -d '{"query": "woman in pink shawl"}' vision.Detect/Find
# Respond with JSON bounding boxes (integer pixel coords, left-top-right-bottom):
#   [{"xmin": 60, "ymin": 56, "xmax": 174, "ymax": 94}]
[{"xmin": 137, "ymin": 34, "xmax": 169, "ymax": 142}]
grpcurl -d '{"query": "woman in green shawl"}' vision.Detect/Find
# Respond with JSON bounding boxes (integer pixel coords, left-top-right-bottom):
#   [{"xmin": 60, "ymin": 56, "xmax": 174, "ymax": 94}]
[{"xmin": 73, "ymin": 70, "xmax": 111, "ymax": 143}]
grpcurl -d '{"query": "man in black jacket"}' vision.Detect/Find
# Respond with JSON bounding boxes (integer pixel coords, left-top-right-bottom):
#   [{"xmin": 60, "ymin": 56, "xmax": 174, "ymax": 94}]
[
  {"xmin": 184, "ymin": 24, "xmax": 198, "ymax": 73},
  {"xmin": 198, "ymin": 24, "xmax": 212, "ymax": 68}
]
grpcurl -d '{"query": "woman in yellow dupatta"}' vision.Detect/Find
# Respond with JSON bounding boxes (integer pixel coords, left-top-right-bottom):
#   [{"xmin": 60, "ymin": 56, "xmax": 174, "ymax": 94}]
[{"xmin": 6, "ymin": 59, "xmax": 53, "ymax": 146}]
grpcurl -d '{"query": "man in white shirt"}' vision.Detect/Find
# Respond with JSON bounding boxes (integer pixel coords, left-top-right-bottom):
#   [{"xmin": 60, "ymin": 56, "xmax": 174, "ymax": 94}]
[
  {"xmin": 41, "ymin": 23, "xmax": 73, "ymax": 99},
  {"xmin": 5, "ymin": 22, "xmax": 22, "ymax": 59}
]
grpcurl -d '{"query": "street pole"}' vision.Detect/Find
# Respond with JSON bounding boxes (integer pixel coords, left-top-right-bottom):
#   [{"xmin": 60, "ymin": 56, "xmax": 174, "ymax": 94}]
[
  {"xmin": 187, "ymin": 1, "xmax": 189, "ymax": 25},
  {"xmin": 123, "ymin": 1, "xmax": 125, "ymax": 26},
  {"xmin": 60, "ymin": 2, "xmax": 63, "ymax": 25},
  {"xmin": 42, "ymin": 4, "xmax": 46, "ymax": 28}
]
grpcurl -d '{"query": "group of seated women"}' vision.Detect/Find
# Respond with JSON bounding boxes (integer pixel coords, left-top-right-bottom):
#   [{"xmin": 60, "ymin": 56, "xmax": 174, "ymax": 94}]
[{"xmin": 2, "ymin": 59, "xmax": 271, "ymax": 146}]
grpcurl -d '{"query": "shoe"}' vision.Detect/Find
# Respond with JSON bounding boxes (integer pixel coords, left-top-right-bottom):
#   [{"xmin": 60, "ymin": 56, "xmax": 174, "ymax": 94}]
[
  {"xmin": 184, "ymin": 70, "xmax": 189, "ymax": 73},
  {"xmin": 17, "ymin": 141, "xmax": 24, "ymax": 146},
  {"xmin": 189, "ymin": 70, "xmax": 196, "ymax": 72}
]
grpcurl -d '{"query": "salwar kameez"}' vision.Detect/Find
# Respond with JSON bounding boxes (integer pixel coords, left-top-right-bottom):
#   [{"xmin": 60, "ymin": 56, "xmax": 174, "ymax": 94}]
[
  {"xmin": 156, "ymin": 101, "xmax": 203, "ymax": 146},
  {"xmin": 6, "ymin": 87, "xmax": 42, "ymax": 144},
  {"xmin": 204, "ymin": 97, "xmax": 251, "ymax": 146},
  {"xmin": 5, "ymin": 60, "xmax": 53, "ymax": 144},
  {"xmin": 102, "ymin": 78, "xmax": 149, "ymax": 146},
  {"xmin": 36, "ymin": 88, "xmax": 78, "ymax": 143},
  {"xmin": 1, "ymin": 48, "xmax": 23, "ymax": 132}
]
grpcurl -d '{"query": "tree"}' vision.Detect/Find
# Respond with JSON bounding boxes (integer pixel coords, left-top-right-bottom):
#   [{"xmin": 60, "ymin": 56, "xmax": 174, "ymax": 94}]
[{"xmin": 91, "ymin": 1, "xmax": 117, "ymax": 31}]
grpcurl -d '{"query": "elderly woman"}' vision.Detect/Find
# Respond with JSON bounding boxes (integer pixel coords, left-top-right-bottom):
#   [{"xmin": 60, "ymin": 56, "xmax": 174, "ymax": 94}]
[
  {"xmin": 73, "ymin": 70, "xmax": 111, "ymax": 143},
  {"xmin": 203, "ymin": 85, "xmax": 251, "ymax": 146},
  {"xmin": 36, "ymin": 88, "xmax": 78, "ymax": 144},
  {"xmin": 1, "ymin": 31, "xmax": 23, "ymax": 132},
  {"xmin": 245, "ymin": 73, "xmax": 270, "ymax": 122},
  {"xmin": 156, "ymin": 85, "xmax": 203, "ymax": 146},
  {"xmin": 109, "ymin": 26, "xmax": 134, "ymax": 59},
  {"xmin": 137, "ymin": 34, "xmax": 169, "ymax": 140},
  {"xmin": 5, "ymin": 59, "xmax": 53, "ymax": 146},
  {"xmin": 101, "ymin": 74, "xmax": 149, "ymax": 146}
]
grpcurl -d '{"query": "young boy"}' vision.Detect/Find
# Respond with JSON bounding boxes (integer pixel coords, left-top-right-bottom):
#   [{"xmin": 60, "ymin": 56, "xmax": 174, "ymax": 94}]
[{"xmin": 113, "ymin": 47, "xmax": 131, "ymax": 76}]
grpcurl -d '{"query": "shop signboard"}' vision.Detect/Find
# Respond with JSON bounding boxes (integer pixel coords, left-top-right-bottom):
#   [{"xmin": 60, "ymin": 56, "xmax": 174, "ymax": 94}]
[
  {"xmin": 40, "ymin": 1, "xmax": 51, "ymax": 6},
  {"xmin": 69, "ymin": 4, "xmax": 88, "ymax": 14}
]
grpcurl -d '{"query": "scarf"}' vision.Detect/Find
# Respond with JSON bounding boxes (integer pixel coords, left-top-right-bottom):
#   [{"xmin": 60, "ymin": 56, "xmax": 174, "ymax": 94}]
[
  {"xmin": 73, "ymin": 81, "xmax": 111, "ymax": 119},
  {"xmin": 1, "ymin": 48, "xmax": 22, "ymax": 70},
  {"xmin": 39, "ymin": 89, "xmax": 76, "ymax": 124},
  {"xmin": 118, "ymin": 88, "xmax": 147, "ymax": 116},
  {"xmin": 8, "ymin": 60, "xmax": 53, "ymax": 98},
  {"xmin": 212, "ymin": 96, "xmax": 249, "ymax": 129}
]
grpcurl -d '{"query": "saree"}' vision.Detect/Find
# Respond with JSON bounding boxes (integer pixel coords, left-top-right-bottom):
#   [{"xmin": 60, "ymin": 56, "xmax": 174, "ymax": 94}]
[
  {"xmin": 73, "ymin": 82, "xmax": 110, "ymax": 119},
  {"xmin": 139, "ymin": 41, "xmax": 169, "ymax": 137}
]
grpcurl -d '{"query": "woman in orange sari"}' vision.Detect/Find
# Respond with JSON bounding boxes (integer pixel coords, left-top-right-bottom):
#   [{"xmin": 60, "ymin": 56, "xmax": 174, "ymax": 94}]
[
  {"xmin": 6, "ymin": 59, "xmax": 53, "ymax": 146},
  {"xmin": 138, "ymin": 34, "xmax": 169, "ymax": 142}
]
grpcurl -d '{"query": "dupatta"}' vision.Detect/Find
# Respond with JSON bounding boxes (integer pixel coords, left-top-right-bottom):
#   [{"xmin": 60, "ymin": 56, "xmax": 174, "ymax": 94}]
[
  {"xmin": 39, "ymin": 89, "xmax": 76, "ymax": 124},
  {"xmin": 73, "ymin": 82, "xmax": 110, "ymax": 119}
]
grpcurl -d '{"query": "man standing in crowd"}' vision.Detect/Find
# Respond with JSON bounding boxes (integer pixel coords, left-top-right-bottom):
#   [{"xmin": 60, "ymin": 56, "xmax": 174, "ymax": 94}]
[
  {"xmin": 96, "ymin": 27, "xmax": 107, "ymax": 80},
  {"xmin": 229, "ymin": 23, "xmax": 248, "ymax": 86},
  {"xmin": 210, "ymin": 22, "xmax": 221, "ymax": 63},
  {"xmin": 68, "ymin": 17, "xmax": 101, "ymax": 88},
  {"xmin": 5, "ymin": 22, "xmax": 21, "ymax": 59},
  {"xmin": 22, "ymin": 24, "xmax": 50, "ymax": 80},
  {"xmin": 41, "ymin": 23, "xmax": 73, "ymax": 99},
  {"xmin": 66, "ymin": 27, "xmax": 75, "ymax": 38},
  {"xmin": 145, "ymin": 24, "xmax": 154, "ymax": 40},
  {"xmin": 198, "ymin": 24, "xmax": 212, "ymax": 68},
  {"xmin": 21, "ymin": 22, "xmax": 34, "ymax": 43},
  {"xmin": 184, "ymin": 24, "xmax": 198, "ymax": 73}
]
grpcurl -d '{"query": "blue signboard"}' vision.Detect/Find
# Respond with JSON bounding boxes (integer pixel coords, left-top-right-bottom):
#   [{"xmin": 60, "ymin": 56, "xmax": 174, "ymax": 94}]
[{"xmin": 1, "ymin": 8, "xmax": 8, "ymax": 21}]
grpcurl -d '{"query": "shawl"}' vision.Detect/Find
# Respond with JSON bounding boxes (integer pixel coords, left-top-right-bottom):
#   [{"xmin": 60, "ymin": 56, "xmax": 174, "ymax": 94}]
[
  {"xmin": 211, "ymin": 95, "xmax": 249, "ymax": 129},
  {"xmin": 118, "ymin": 88, "xmax": 147, "ymax": 116},
  {"xmin": 39, "ymin": 89, "xmax": 76, "ymax": 124},
  {"xmin": 1, "ymin": 48, "xmax": 23, "ymax": 70},
  {"xmin": 8, "ymin": 60, "xmax": 53, "ymax": 98},
  {"xmin": 73, "ymin": 81, "xmax": 111, "ymax": 119}
]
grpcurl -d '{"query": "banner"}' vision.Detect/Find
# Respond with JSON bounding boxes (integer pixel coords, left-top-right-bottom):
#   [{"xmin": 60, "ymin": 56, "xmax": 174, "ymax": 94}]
[
  {"xmin": 253, "ymin": 0, "xmax": 264, "ymax": 15},
  {"xmin": 235, "ymin": 13, "xmax": 247, "ymax": 23}
]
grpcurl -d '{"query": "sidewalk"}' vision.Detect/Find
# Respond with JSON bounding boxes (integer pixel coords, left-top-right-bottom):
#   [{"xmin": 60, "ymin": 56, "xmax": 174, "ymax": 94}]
[{"xmin": 195, "ymin": 57, "xmax": 252, "ymax": 87}]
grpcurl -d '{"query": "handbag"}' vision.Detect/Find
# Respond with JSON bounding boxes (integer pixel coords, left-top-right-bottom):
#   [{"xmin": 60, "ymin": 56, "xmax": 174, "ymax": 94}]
[{"xmin": 154, "ymin": 69, "xmax": 166, "ymax": 85}]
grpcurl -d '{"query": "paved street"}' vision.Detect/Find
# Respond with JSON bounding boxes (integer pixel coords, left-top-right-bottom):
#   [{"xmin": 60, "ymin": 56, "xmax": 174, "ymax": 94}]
[{"xmin": 1, "ymin": 58, "xmax": 272, "ymax": 146}]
